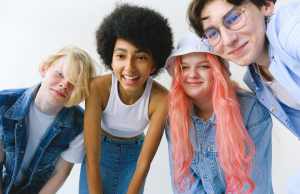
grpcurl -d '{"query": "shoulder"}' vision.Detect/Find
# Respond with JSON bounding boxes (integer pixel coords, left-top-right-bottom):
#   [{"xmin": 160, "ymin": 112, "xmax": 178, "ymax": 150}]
[
  {"xmin": 150, "ymin": 80, "xmax": 169, "ymax": 100},
  {"xmin": 148, "ymin": 80, "xmax": 169, "ymax": 116},
  {"xmin": 90, "ymin": 74, "xmax": 112, "ymax": 92},
  {"xmin": 268, "ymin": 2, "xmax": 300, "ymax": 49},
  {"xmin": 149, "ymin": 80, "xmax": 169, "ymax": 106},
  {"xmin": 88, "ymin": 74, "xmax": 112, "ymax": 108},
  {"xmin": 0, "ymin": 88, "xmax": 26, "ymax": 106},
  {"xmin": 236, "ymin": 90, "xmax": 271, "ymax": 127},
  {"xmin": 60, "ymin": 106, "xmax": 84, "ymax": 135}
]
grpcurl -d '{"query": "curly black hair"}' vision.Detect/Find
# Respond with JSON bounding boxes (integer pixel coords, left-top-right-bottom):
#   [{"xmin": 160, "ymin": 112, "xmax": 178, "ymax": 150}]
[{"xmin": 96, "ymin": 3, "xmax": 173, "ymax": 76}]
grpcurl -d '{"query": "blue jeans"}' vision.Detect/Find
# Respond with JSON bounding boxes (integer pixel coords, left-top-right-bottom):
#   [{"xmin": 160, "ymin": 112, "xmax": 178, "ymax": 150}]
[{"xmin": 79, "ymin": 134, "xmax": 144, "ymax": 194}]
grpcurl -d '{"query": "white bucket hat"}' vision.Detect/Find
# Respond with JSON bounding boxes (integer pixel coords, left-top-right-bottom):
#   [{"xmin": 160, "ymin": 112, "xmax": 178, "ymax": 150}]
[{"xmin": 165, "ymin": 32, "xmax": 227, "ymax": 76}]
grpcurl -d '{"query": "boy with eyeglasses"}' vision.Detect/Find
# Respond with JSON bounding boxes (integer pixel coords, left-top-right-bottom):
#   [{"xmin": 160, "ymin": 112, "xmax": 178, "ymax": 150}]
[
  {"xmin": 188, "ymin": 0, "xmax": 300, "ymax": 192},
  {"xmin": 0, "ymin": 46, "xmax": 96, "ymax": 194}
]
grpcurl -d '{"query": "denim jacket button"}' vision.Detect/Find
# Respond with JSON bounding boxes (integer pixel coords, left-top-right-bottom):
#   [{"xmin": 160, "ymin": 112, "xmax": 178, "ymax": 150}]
[{"xmin": 271, "ymin": 106, "xmax": 276, "ymax": 112}]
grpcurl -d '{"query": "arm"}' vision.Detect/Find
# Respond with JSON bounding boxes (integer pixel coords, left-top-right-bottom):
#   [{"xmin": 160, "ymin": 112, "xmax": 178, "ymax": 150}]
[
  {"xmin": 246, "ymin": 100, "xmax": 272, "ymax": 193},
  {"xmin": 38, "ymin": 157, "xmax": 73, "ymax": 194},
  {"xmin": 84, "ymin": 77, "xmax": 107, "ymax": 194},
  {"xmin": 126, "ymin": 84, "xmax": 168, "ymax": 194}
]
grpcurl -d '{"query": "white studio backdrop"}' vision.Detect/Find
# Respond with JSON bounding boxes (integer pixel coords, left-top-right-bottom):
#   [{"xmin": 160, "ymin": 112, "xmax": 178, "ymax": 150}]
[{"xmin": 1, "ymin": 0, "xmax": 299, "ymax": 193}]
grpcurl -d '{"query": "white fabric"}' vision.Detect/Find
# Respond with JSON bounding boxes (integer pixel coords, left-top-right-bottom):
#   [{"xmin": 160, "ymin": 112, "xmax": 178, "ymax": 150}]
[
  {"xmin": 165, "ymin": 32, "xmax": 221, "ymax": 76},
  {"xmin": 101, "ymin": 74, "xmax": 152, "ymax": 138},
  {"xmin": 265, "ymin": 79, "xmax": 300, "ymax": 110},
  {"xmin": 16, "ymin": 103, "xmax": 55, "ymax": 182},
  {"xmin": 61, "ymin": 132, "xmax": 84, "ymax": 163}
]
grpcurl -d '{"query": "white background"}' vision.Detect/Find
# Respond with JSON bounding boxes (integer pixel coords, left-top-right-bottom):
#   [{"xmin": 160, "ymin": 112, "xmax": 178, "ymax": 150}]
[{"xmin": 1, "ymin": 0, "xmax": 299, "ymax": 193}]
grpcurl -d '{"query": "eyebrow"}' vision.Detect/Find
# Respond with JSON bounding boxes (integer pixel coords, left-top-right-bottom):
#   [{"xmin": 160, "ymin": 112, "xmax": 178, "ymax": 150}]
[{"xmin": 113, "ymin": 48, "xmax": 150, "ymax": 55}]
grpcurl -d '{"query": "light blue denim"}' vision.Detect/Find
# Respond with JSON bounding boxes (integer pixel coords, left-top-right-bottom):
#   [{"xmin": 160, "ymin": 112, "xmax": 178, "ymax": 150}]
[
  {"xmin": 79, "ymin": 134, "xmax": 144, "ymax": 194},
  {"xmin": 166, "ymin": 91, "xmax": 273, "ymax": 194}
]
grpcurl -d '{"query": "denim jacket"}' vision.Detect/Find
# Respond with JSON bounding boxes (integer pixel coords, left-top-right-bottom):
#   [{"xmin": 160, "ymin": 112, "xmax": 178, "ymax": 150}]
[
  {"xmin": 244, "ymin": 65, "xmax": 300, "ymax": 139},
  {"xmin": 166, "ymin": 91, "xmax": 273, "ymax": 194},
  {"xmin": 0, "ymin": 85, "xmax": 83, "ymax": 194}
]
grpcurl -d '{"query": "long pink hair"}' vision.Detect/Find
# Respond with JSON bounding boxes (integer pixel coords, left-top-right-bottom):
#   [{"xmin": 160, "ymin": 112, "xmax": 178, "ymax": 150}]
[{"xmin": 168, "ymin": 53, "xmax": 256, "ymax": 193}]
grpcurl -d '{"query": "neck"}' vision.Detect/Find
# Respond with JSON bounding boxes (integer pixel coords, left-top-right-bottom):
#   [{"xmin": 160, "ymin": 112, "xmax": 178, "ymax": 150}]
[
  {"xmin": 256, "ymin": 47, "xmax": 274, "ymax": 81},
  {"xmin": 256, "ymin": 44, "xmax": 271, "ymax": 67},
  {"xmin": 192, "ymin": 98, "xmax": 213, "ymax": 122},
  {"xmin": 35, "ymin": 91, "xmax": 62, "ymax": 115},
  {"xmin": 118, "ymin": 83, "xmax": 146, "ymax": 105}
]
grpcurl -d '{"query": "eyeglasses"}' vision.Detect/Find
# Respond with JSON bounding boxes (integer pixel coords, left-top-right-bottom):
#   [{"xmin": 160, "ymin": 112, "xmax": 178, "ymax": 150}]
[{"xmin": 203, "ymin": 5, "xmax": 247, "ymax": 46}]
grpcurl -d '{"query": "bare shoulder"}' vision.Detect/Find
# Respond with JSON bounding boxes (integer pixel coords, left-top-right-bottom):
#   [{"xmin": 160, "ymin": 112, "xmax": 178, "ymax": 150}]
[
  {"xmin": 151, "ymin": 80, "xmax": 168, "ymax": 99},
  {"xmin": 149, "ymin": 80, "xmax": 169, "ymax": 113},
  {"xmin": 88, "ymin": 74, "xmax": 112, "ymax": 109}
]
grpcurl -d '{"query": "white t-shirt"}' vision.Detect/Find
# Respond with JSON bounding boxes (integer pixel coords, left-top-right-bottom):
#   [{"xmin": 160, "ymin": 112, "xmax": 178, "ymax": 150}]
[
  {"xmin": 16, "ymin": 103, "xmax": 84, "ymax": 182},
  {"xmin": 265, "ymin": 78, "xmax": 300, "ymax": 110}
]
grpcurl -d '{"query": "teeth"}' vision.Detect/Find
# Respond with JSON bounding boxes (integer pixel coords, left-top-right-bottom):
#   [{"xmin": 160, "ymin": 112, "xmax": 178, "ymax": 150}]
[{"xmin": 124, "ymin": 75, "xmax": 139, "ymax": 80}]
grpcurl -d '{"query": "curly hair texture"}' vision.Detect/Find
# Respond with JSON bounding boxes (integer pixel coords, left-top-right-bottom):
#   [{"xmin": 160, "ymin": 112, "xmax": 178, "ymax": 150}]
[
  {"xmin": 96, "ymin": 4, "xmax": 173, "ymax": 76},
  {"xmin": 169, "ymin": 54, "xmax": 256, "ymax": 193},
  {"xmin": 188, "ymin": 0, "xmax": 276, "ymax": 38}
]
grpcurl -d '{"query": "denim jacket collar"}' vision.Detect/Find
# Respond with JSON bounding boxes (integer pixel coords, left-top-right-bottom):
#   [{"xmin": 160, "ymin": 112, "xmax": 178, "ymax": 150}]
[
  {"xmin": 4, "ymin": 85, "xmax": 39, "ymax": 121},
  {"xmin": 3, "ymin": 84, "xmax": 77, "ymax": 129},
  {"xmin": 191, "ymin": 106, "xmax": 216, "ymax": 126}
]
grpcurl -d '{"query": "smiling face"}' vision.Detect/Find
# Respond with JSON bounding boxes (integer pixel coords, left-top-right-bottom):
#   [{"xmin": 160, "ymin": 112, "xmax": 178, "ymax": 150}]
[
  {"xmin": 180, "ymin": 52, "xmax": 214, "ymax": 102},
  {"xmin": 111, "ymin": 38, "xmax": 155, "ymax": 97},
  {"xmin": 38, "ymin": 57, "xmax": 75, "ymax": 108},
  {"xmin": 201, "ymin": 0, "xmax": 274, "ymax": 66}
]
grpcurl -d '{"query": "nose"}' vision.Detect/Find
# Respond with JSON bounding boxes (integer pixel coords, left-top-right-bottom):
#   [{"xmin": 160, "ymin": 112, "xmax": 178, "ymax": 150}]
[
  {"xmin": 187, "ymin": 67, "xmax": 200, "ymax": 78},
  {"xmin": 219, "ymin": 26, "xmax": 238, "ymax": 46},
  {"xmin": 124, "ymin": 56, "xmax": 135, "ymax": 72}
]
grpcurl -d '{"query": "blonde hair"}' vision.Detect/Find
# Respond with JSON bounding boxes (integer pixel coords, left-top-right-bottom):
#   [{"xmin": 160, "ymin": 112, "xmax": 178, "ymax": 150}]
[{"xmin": 40, "ymin": 46, "xmax": 96, "ymax": 107}]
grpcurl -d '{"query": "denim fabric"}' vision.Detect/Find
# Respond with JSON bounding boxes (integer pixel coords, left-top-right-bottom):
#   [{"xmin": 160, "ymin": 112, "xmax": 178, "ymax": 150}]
[
  {"xmin": 244, "ymin": 65, "xmax": 300, "ymax": 139},
  {"xmin": 0, "ymin": 85, "xmax": 83, "ymax": 194},
  {"xmin": 166, "ymin": 91, "xmax": 273, "ymax": 194},
  {"xmin": 79, "ymin": 134, "xmax": 144, "ymax": 194}
]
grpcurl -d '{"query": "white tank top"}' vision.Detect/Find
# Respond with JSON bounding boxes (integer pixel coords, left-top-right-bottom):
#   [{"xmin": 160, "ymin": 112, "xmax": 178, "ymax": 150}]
[{"xmin": 101, "ymin": 74, "xmax": 153, "ymax": 137}]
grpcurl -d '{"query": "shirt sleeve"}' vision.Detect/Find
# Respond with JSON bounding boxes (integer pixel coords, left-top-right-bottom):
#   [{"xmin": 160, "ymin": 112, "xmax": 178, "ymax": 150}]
[{"xmin": 61, "ymin": 132, "xmax": 85, "ymax": 163}]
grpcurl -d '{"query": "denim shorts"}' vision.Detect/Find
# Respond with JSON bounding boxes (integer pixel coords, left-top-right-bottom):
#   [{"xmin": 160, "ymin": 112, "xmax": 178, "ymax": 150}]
[{"xmin": 79, "ymin": 134, "xmax": 144, "ymax": 194}]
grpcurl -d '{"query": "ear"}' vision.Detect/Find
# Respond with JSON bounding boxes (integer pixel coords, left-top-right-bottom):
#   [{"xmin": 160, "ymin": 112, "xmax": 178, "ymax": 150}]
[
  {"xmin": 150, "ymin": 66, "xmax": 156, "ymax": 75},
  {"xmin": 39, "ymin": 64, "xmax": 48, "ymax": 78},
  {"xmin": 261, "ymin": 0, "xmax": 275, "ymax": 17}
]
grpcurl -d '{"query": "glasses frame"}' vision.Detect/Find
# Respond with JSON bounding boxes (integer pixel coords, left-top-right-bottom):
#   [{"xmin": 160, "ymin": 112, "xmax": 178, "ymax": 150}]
[{"xmin": 203, "ymin": 3, "xmax": 249, "ymax": 46}]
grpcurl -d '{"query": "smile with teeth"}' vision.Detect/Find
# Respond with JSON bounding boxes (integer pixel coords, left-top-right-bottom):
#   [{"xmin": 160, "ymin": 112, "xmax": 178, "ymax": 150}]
[{"xmin": 123, "ymin": 75, "xmax": 139, "ymax": 80}]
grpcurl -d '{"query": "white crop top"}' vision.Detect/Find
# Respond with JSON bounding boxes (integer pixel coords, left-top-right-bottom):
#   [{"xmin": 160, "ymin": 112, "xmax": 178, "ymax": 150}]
[{"xmin": 101, "ymin": 74, "xmax": 153, "ymax": 137}]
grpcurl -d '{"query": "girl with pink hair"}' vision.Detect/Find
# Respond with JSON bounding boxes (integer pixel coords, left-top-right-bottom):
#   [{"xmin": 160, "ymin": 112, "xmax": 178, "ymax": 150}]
[{"xmin": 165, "ymin": 32, "xmax": 273, "ymax": 194}]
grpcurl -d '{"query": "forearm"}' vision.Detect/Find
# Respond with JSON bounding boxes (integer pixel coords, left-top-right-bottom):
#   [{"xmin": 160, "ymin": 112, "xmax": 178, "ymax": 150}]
[
  {"xmin": 38, "ymin": 158, "xmax": 73, "ymax": 194},
  {"xmin": 86, "ymin": 159, "xmax": 103, "ymax": 194},
  {"xmin": 38, "ymin": 167, "xmax": 72, "ymax": 194},
  {"xmin": 127, "ymin": 161, "xmax": 150, "ymax": 194}
]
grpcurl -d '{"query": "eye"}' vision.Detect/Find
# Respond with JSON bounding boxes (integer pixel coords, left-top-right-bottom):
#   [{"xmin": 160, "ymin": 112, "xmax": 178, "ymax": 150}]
[
  {"xmin": 204, "ymin": 27, "xmax": 219, "ymax": 41},
  {"xmin": 113, "ymin": 53, "xmax": 126, "ymax": 60},
  {"xmin": 136, "ymin": 54, "xmax": 149, "ymax": 61},
  {"xmin": 54, "ymin": 70, "xmax": 64, "ymax": 78},
  {"xmin": 180, "ymin": 64, "xmax": 191, "ymax": 72},
  {"xmin": 223, "ymin": 8, "xmax": 242, "ymax": 29}
]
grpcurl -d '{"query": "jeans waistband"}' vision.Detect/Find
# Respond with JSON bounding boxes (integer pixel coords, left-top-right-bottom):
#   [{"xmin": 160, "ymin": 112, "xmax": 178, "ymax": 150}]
[{"xmin": 101, "ymin": 133, "xmax": 144, "ymax": 144}]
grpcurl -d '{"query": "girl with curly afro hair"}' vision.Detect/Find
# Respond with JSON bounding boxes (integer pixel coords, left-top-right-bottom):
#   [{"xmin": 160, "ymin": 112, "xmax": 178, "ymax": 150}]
[{"xmin": 79, "ymin": 3, "xmax": 173, "ymax": 194}]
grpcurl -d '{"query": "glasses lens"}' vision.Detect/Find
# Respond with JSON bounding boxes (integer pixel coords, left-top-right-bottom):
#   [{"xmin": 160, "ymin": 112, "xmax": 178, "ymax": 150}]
[
  {"xmin": 204, "ymin": 27, "xmax": 220, "ymax": 46},
  {"xmin": 224, "ymin": 8, "xmax": 245, "ymax": 30}
]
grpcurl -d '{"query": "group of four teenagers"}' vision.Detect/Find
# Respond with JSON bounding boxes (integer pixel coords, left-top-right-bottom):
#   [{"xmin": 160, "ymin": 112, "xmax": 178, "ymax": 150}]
[{"xmin": 0, "ymin": 0, "xmax": 299, "ymax": 193}]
